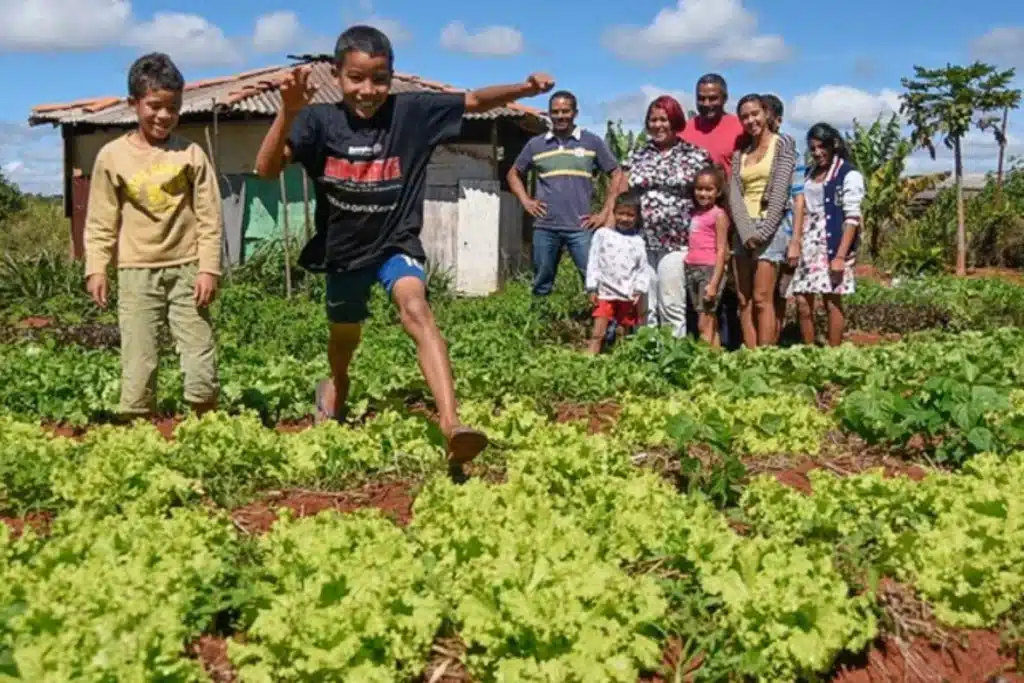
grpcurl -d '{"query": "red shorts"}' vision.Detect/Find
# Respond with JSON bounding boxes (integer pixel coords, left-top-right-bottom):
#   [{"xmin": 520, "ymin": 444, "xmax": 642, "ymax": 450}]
[{"xmin": 593, "ymin": 299, "xmax": 640, "ymax": 327}]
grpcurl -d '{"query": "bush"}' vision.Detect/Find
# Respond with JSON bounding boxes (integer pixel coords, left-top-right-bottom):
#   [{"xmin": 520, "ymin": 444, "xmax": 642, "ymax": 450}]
[
  {"xmin": 0, "ymin": 193, "xmax": 67, "ymax": 257},
  {"xmin": 0, "ymin": 171, "xmax": 25, "ymax": 224},
  {"xmin": 882, "ymin": 166, "xmax": 1024, "ymax": 271}
]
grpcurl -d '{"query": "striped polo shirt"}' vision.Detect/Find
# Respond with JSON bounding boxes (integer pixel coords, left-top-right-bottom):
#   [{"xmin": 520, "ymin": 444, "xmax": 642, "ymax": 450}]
[{"xmin": 513, "ymin": 126, "xmax": 619, "ymax": 231}]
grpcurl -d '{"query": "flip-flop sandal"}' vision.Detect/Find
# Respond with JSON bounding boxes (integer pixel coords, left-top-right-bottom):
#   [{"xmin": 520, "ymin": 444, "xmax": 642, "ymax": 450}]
[
  {"xmin": 445, "ymin": 426, "xmax": 489, "ymax": 465},
  {"xmin": 313, "ymin": 379, "xmax": 346, "ymax": 425}
]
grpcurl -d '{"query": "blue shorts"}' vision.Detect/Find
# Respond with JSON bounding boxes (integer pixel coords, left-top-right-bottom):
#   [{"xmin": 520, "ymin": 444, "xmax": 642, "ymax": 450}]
[
  {"xmin": 733, "ymin": 225, "xmax": 790, "ymax": 264},
  {"xmin": 325, "ymin": 252, "xmax": 426, "ymax": 324}
]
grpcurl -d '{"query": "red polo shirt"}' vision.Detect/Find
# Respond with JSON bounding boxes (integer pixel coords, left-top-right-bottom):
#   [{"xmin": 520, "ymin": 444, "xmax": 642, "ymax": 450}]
[{"xmin": 680, "ymin": 114, "xmax": 745, "ymax": 176}]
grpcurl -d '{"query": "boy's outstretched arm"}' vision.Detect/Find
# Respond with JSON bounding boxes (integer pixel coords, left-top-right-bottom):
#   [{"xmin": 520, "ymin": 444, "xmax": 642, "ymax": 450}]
[
  {"xmin": 255, "ymin": 66, "xmax": 317, "ymax": 179},
  {"xmin": 464, "ymin": 73, "xmax": 554, "ymax": 113}
]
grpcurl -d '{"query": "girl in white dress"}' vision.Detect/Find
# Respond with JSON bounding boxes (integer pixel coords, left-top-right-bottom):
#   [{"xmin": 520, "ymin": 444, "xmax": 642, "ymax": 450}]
[{"xmin": 786, "ymin": 123, "xmax": 865, "ymax": 347}]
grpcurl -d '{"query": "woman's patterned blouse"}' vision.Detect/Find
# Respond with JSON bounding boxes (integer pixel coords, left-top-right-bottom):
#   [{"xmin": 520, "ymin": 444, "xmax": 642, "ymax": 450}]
[{"xmin": 623, "ymin": 139, "xmax": 713, "ymax": 251}]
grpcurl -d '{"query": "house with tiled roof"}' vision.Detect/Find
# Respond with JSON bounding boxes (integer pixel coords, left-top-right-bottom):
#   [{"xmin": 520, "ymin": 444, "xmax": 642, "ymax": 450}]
[{"xmin": 28, "ymin": 56, "xmax": 549, "ymax": 295}]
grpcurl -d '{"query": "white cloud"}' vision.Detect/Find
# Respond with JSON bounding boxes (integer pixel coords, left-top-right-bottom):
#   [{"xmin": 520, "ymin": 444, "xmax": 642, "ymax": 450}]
[
  {"xmin": 0, "ymin": 0, "xmax": 130, "ymax": 51},
  {"xmin": 971, "ymin": 26, "xmax": 1024, "ymax": 70},
  {"xmin": 362, "ymin": 17, "xmax": 411, "ymax": 44},
  {"xmin": 903, "ymin": 128, "xmax": 1024, "ymax": 175},
  {"xmin": 0, "ymin": 2, "xmax": 246, "ymax": 67},
  {"xmin": 595, "ymin": 85, "xmax": 694, "ymax": 127},
  {"xmin": 708, "ymin": 34, "xmax": 789, "ymax": 64},
  {"xmin": 125, "ymin": 12, "xmax": 243, "ymax": 67},
  {"xmin": 252, "ymin": 11, "xmax": 301, "ymax": 53},
  {"xmin": 0, "ymin": 122, "xmax": 62, "ymax": 195},
  {"xmin": 788, "ymin": 86, "xmax": 902, "ymax": 128},
  {"xmin": 346, "ymin": 0, "xmax": 411, "ymax": 44},
  {"xmin": 440, "ymin": 21, "xmax": 524, "ymax": 57},
  {"xmin": 603, "ymin": 0, "xmax": 789, "ymax": 65}
]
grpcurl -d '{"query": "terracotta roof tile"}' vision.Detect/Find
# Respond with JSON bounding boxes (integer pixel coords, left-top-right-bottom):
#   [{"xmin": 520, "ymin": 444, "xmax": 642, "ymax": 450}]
[
  {"xmin": 185, "ymin": 75, "xmax": 237, "ymax": 90},
  {"xmin": 82, "ymin": 97, "xmax": 122, "ymax": 113},
  {"xmin": 236, "ymin": 65, "xmax": 287, "ymax": 79},
  {"xmin": 28, "ymin": 60, "xmax": 549, "ymax": 131}
]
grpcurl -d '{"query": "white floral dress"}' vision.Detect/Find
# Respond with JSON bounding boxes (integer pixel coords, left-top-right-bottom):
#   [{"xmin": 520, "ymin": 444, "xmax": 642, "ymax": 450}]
[{"xmin": 787, "ymin": 169, "xmax": 865, "ymax": 296}]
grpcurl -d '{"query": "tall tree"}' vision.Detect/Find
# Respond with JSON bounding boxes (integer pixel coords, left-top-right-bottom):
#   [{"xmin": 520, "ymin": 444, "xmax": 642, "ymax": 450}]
[{"xmin": 900, "ymin": 62, "xmax": 1021, "ymax": 275}]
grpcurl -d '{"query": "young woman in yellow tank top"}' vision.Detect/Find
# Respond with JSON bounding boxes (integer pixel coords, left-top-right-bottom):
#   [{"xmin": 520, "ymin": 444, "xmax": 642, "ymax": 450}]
[{"xmin": 727, "ymin": 94, "xmax": 797, "ymax": 349}]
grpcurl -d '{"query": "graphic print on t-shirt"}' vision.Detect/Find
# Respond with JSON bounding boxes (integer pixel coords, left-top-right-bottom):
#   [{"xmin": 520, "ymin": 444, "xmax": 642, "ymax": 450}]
[{"xmin": 321, "ymin": 130, "xmax": 405, "ymax": 216}]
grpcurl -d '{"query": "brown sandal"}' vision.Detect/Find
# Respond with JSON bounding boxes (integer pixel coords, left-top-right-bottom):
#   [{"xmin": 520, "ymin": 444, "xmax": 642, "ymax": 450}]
[{"xmin": 445, "ymin": 426, "xmax": 489, "ymax": 465}]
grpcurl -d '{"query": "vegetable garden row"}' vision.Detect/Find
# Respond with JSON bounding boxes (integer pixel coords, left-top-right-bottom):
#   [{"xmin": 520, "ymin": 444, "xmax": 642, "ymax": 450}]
[{"xmin": 1, "ymin": 273, "xmax": 1023, "ymax": 682}]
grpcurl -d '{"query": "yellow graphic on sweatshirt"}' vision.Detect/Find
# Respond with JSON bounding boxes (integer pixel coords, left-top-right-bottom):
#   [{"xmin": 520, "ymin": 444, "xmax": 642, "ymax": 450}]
[{"xmin": 124, "ymin": 162, "xmax": 190, "ymax": 213}]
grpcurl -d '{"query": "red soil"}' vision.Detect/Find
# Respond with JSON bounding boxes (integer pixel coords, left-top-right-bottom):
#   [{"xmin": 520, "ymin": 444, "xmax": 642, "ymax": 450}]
[
  {"xmin": 831, "ymin": 632, "xmax": 1021, "ymax": 683},
  {"xmin": 190, "ymin": 635, "xmax": 236, "ymax": 683},
  {"xmin": 757, "ymin": 454, "xmax": 928, "ymax": 496},
  {"xmin": 0, "ymin": 511, "xmax": 52, "ymax": 538},
  {"xmin": 230, "ymin": 480, "xmax": 417, "ymax": 534},
  {"xmin": 553, "ymin": 401, "xmax": 622, "ymax": 434}
]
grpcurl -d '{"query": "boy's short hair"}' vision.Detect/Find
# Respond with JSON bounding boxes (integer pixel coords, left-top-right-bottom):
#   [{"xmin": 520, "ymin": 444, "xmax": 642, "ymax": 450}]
[
  {"xmin": 335, "ymin": 25, "xmax": 394, "ymax": 70},
  {"xmin": 614, "ymin": 187, "xmax": 642, "ymax": 209},
  {"xmin": 761, "ymin": 93, "xmax": 784, "ymax": 120},
  {"xmin": 128, "ymin": 52, "xmax": 184, "ymax": 99}
]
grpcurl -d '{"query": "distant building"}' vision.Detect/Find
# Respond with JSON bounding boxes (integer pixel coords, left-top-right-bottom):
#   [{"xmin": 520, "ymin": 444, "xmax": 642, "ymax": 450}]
[
  {"xmin": 28, "ymin": 58, "xmax": 549, "ymax": 295},
  {"xmin": 908, "ymin": 171, "xmax": 989, "ymax": 213}
]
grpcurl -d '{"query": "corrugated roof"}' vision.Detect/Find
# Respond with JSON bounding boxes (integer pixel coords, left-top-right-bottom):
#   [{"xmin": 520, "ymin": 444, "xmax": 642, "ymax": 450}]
[{"xmin": 28, "ymin": 59, "xmax": 547, "ymax": 130}]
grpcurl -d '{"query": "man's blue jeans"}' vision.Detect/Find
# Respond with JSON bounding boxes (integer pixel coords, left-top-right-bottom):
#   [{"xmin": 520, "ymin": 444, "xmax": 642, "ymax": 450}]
[{"xmin": 532, "ymin": 227, "xmax": 592, "ymax": 296}]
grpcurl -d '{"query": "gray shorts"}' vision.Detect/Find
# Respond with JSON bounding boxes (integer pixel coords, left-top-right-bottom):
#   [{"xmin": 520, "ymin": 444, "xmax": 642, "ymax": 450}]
[
  {"xmin": 733, "ymin": 225, "xmax": 790, "ymax": 263},
  {"xmin": 686, "ymin": 265, "xmax": 724, "ymax": 313}
]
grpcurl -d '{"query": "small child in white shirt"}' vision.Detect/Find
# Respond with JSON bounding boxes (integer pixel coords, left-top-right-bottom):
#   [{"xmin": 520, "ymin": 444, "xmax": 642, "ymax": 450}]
[{"xmin": 584, "ymin": 189, "xmax": 649, "ymax": 354}]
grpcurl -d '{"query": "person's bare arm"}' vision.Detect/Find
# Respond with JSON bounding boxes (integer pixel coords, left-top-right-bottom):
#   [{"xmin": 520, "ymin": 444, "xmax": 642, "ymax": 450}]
[
  {"xmin": 708, "ymin": 211, "xmax": 730, "ymax": 303},
  {"xmin": 788, "ymin": 193, "xmax": 805, "ymax": 266},
  {"xmin": 255, "ymin": 66, "xmax": 317, "ymax": 179},
  {"xmin": 598, "ymin": 168, "xmax": 625, "ymax": 219},
  {"xmin": 464, "ymin": 73, "xmax": 554, "ymax": 113}
]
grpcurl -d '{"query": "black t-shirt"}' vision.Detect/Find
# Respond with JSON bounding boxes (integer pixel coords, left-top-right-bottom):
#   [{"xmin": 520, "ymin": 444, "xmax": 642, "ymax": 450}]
[{"xmin": 287, "ymin": 92, "xmax": 465, "ymax": 272}]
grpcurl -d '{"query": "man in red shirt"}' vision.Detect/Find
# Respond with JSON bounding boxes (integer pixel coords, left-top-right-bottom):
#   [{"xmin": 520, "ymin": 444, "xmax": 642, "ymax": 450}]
[{"xmin": 679, "ymin": 73, "xmax": 745, "ymax": 176}]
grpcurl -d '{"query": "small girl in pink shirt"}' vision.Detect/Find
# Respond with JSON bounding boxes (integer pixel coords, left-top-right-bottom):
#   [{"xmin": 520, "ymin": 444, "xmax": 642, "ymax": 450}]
[{"xmin": 685, "ymin": 166, "xmax": 730, "ymax": 347}]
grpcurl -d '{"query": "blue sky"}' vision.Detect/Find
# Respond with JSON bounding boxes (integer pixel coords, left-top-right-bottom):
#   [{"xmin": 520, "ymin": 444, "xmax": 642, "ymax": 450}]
[{"xmin": 1, "ymin": 0, "xmax": 1023, "ymax": 193}]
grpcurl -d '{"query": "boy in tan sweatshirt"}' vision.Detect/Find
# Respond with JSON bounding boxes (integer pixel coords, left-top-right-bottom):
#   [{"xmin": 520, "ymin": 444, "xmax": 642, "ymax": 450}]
[{"xmin": 84, "ymin": 52, "xmax": 223, "ymax": 418}]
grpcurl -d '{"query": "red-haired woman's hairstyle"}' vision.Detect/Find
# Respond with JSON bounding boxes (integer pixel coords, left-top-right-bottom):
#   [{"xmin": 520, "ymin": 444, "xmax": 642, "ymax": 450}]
[{"xmin": 645, "ymin": 95, "xmax": 687, "ymax": 134}]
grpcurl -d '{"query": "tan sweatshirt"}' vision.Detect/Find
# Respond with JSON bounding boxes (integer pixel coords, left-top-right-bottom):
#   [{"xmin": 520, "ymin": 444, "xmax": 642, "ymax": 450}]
[{"xmin": 84, "ymin": 133, "xmax": 223, "ymax": 277}]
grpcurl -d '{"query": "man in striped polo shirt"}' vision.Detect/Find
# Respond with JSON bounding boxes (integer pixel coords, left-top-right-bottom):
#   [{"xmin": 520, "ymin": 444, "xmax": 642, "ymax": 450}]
[{"xmin": 508, "ymin": 91, "xmax": 623, "ymax": 296}]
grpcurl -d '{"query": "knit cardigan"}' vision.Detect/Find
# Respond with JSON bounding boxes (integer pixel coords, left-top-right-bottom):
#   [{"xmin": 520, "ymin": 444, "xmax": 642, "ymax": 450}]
[{"xmin": 728, "ymin": 134, "xmax": 798, "ymax": 245}]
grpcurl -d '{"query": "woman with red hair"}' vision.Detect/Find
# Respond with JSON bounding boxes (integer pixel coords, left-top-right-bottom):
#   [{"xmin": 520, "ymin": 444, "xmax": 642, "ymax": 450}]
[{"xmin": 618, "ymin": 96, "xmax": 711, "ymax": 336}]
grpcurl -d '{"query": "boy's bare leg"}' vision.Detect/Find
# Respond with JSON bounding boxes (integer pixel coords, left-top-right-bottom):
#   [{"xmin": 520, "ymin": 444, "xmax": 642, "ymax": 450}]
[
  {"xmin": 317, "ymin": 323, "xmax": 361, "ymax": 420},
  {"xmin": 391, "ymin": 277, "xmax": 487, "ymax": 464},
  {"xmin": 588, "ymin": 317, "xmax": 610, "ymax": 354}
]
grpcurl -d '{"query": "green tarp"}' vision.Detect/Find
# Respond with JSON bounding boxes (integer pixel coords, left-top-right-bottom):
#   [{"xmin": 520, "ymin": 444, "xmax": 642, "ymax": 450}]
[{"xmin": 241, "ymin": 165, "xmax": 315, "ymax": 260}]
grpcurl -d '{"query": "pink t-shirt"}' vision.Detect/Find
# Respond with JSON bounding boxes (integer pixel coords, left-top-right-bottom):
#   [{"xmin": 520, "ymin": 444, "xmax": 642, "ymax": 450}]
[
  {"xmin": 686, "ymin": 205, "xmax": 726, "ymax": 267},
  {"xmin": 679, "ymin": 114, "xmax": 745, "ymax": 176}
]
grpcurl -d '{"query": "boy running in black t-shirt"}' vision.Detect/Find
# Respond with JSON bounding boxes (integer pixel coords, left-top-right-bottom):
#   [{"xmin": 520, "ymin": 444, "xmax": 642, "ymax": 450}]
[{"xmin": 255, "ymin": 25, "xmax": 554, "ymax": 465}]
